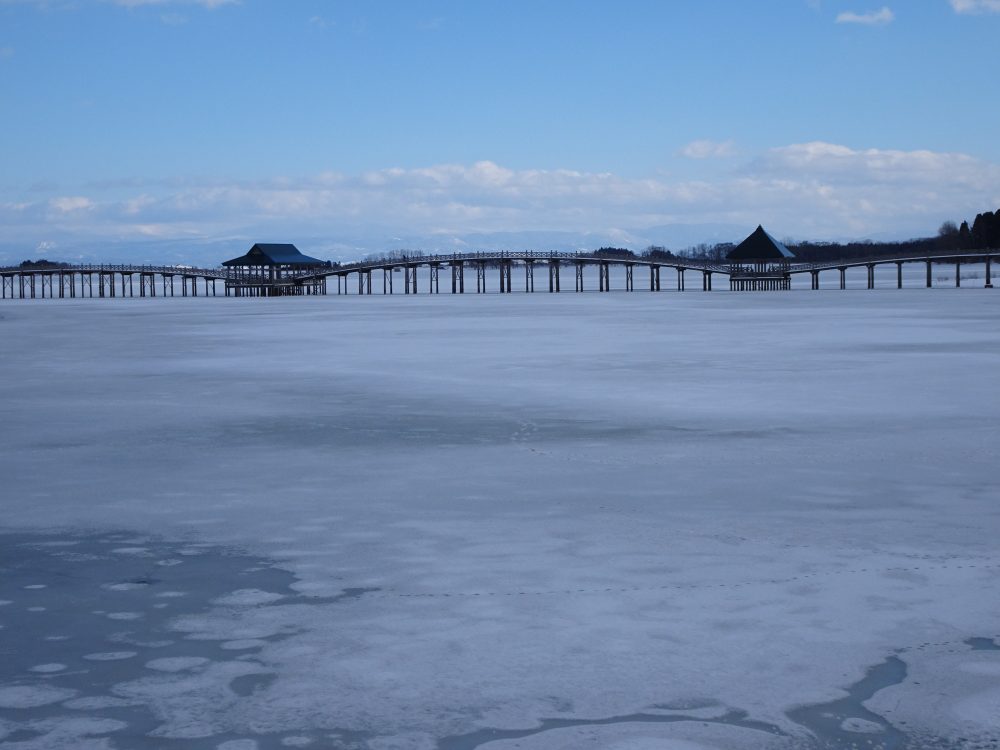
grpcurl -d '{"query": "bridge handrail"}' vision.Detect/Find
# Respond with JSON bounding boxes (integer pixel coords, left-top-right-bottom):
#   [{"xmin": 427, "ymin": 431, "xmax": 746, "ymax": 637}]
[{"xmin": 2, "ymin": 247, "xmax": 994, "ymax": 280}]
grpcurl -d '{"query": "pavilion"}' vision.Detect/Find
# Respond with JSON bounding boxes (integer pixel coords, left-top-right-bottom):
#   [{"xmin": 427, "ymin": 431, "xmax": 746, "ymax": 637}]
[
  {"xmin": 727, "ymin": 226, "xmax": 795, "ymax": 291},
  {"xmin": 222, "ymin": 243, "xmax": 329, "ymax": 296}
]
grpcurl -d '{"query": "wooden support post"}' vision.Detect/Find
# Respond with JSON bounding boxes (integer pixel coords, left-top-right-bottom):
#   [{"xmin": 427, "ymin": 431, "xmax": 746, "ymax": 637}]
[
  {"xmin": 867, "ymin": 264, "xmax": 875, "ymax": 290},
  {"xmin": 626, "ymin": 264, "xmax": 634, "ymax": 291},
  {"xmin": 986, "ymin": 255, "xmax": 993, "ymax": 288},
  {"xmin": 525, "ymin": 261, "xmax": 534, "ymax": 292},
  {"xmin": 677, "ymin": 268, "xmax": 684, "ymax": 291},
  {"xmin": 926, "ymin": 260, "xmax": 932, "ymax": 288},
  {"xmin": 896, "ymin": 262, "xmax": 903, "ymax": 289},
  {"xmin": 956, "ymin": 260, "xmax": 961, "ymax": 288},
  {"xmin": 575, "ymin": 262, "xmax": 584, "ymax": 292}
]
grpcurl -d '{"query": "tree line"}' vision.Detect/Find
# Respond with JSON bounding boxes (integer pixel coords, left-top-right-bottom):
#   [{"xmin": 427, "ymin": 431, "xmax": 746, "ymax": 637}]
[{"xmin": 647, "ymin": 206, "xmax": 1000, "ymax": 263}]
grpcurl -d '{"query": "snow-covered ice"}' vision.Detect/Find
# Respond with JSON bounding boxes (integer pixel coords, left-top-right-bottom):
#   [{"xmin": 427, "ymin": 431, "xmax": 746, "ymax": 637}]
[{"xmin": 1, "ymin": 286, "xmax": 999, "ymax": 749}]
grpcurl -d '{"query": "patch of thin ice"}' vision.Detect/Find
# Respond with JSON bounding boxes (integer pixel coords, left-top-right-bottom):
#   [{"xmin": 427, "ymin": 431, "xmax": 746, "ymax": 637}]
[
  {"xmin": 63, "ymin": 696, "xmax": 136, "ymax": 710},
  {"xmin": 213, "ymin": 589, "xmax": 284, "ymax": 607},
  {"xmin": 221, "ymin": 639, "xmax": 269, "ymax": 650},
  {"xmin": 0, "ymin": 684, "xmax": 76, "ymax": 708},
  {"xmin": 106, "ymin": 611, "xmax": 143, "ymax": 620},
  {"xmin": 83, "ymin": 652, "xmax": 138, "ymax": 661},
  {"xmin": 29, "ymin": 663, "xmax": 67, "ymax": 673},
  {"xmin": 145, "ymin": 656, "xmax": 211, "ymax": 672},
  {"xmin": 217, "ymin": 740, "xmax": 259, "ymax": 750}
]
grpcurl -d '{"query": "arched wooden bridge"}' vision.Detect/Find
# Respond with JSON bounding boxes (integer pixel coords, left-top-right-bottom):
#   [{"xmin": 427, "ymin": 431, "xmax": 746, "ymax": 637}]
[{"xmin": 1, "ymin": 248, "xmax": 995, "ymax": 300}]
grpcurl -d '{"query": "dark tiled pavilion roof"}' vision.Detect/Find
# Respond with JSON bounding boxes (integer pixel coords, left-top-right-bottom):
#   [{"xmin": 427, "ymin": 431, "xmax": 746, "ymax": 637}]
[
  {"xmin": 726, "ymin": 226, "xmax": 795, "ymax": 261},
  {"xmin": 223, "ymin": 244, "xmax": 327, "ymax": 267}
]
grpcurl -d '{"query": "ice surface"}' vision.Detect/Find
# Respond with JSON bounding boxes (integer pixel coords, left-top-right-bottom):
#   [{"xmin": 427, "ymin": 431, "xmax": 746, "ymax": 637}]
[{"xmin": 1, "ymin": 288, "xmax": 999, "ymax": 748}]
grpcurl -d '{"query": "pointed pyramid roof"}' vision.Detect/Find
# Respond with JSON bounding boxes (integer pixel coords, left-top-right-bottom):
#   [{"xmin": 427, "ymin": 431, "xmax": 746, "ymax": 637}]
[{"xmin": 726, "ymin": 226, "xmax": 795, "ymax": 261}]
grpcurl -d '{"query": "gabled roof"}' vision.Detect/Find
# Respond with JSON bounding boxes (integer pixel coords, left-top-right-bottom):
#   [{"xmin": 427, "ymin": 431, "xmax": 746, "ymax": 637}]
[
  {"xmin": 726, "ymin": 226, "xmax": 795, "ymax": 261},
  {"xmin": 222, "ymin": 243, "xmax": 326, "ymax": 267}
]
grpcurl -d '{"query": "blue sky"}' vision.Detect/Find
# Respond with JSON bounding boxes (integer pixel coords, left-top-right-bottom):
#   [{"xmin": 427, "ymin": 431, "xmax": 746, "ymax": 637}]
[{"xmin": 2, "ymin": 0, "xmax": 1000, "ymax": 263}]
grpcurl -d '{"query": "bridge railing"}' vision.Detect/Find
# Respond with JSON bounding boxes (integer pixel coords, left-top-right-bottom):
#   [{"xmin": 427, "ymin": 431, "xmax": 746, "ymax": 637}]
[
  {"xmin": 3, "ymin": 247, "xmax": 993, "ymax": 281},
  {"xmin": 789, "ymin": 246, "xmax": 998, "ymax": 272}
]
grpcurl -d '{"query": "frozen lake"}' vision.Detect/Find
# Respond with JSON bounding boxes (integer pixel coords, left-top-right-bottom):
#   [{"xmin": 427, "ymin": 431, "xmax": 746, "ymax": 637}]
[{"xmin": 1, "ymin": 288, "xmax": 999, "ymax": 749}]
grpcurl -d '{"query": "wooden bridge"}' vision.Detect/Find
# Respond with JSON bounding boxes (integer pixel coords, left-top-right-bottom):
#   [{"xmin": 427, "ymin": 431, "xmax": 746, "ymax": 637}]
[{"xmin": 1, "ymin": 248, "xmax": 995, "ymax": 300}]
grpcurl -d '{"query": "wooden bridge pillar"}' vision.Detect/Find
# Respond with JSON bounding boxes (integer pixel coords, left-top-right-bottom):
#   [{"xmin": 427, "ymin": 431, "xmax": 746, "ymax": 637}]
[
  {"xmin": 867, "ymin": 264, "xmax": 875, "ymax": 290},
  {"xmin": 499, "ymin": 261, "xmax": 511, "ymax": 293},
  {"xmin": 703, "ymin": 271, "xmax": 713, "ymax": 291},
  {"xmin": 677, "ymin": 268, "xmax": 685, "ymax": 291},
  {"xmin": 955, "ymin": 260, "xmax": 961, "ymax": 288},
  {"xmin": 896, "ymin": 262, "xmax": 903, "ymax": 289},
  {"xmin": 525, "ymin": 261, "xmax": 534, "ymax": 292},
  {"xmin": 926, "ymin": 260, "xmax": 932, "ymax": 288},
  {"xmin": 839, "ymin": 268, "xmax": 846, "ymax": 290},
  {"xmin": 547, "ymin": 260, "xmax": 561, "ymax": 292},
  {"xmin": 625, "ymin": 264, "xmax": 634, "ymax": 291},
  {"xmin": 810, "ymin": 270, "xmax": 819, "ymax": 290},
  {"xmin": 598, "ymin": 262, "xmax": 609, "ymax": 292},
  {"xmin": 430, "ymin": 264, "xmax": 439, "ymax": 293},
  {"xmin": 986, "ymin": 255, "xmax": 993, "ymax": 288},
  {"xmin": 575, "ymin": 262, "xmax": 584, "ymax": 292},
  {"xmin": 477, "ymin": 261, "xmax": 486, "ymax": 293}
]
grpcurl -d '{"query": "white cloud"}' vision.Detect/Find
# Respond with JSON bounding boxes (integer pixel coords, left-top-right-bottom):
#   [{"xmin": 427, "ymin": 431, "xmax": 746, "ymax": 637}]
[
  {"xmin": 949, "ymin": 0, "xmax": 1000, "ymax": 12},
  {"xmin": 5, "ymin": 145, "xmax": 999, "ymax": 257},
  {"xmin": 836, "ymin": 6, "xmax": 895, "ymax": 24},
  {"xmin": 679, "ymin": 140, "xmax": 737, "ymax": 159},
  {"xmin": 49, "ymin": 196, "xmax": 94, "ymax": 213}
]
